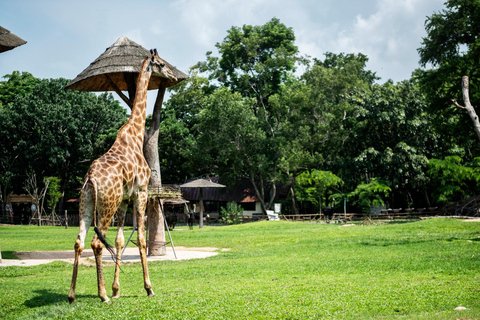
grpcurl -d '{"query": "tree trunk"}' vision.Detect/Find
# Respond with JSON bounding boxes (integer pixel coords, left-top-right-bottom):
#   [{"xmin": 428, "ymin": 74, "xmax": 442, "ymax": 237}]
[
  {"xmin": 147, "ymin": 198, "xmax": 165, "ymax": 255},
  {"xmin": 249, "ymin": 171, "xmax": 268, "ymax": 214},
  {"xmin": 145, "ymin": 88, "xmax": 166, "ymax": 256},
  {"xmin": 289, "ymin": 186, "xmax": 299, "ymax": 215},
  {"xmin": 452, "ymin": 76, "xmax": 480, "ymax": 141},
  {"xmin": 423, "ymin": 188, "xmax": 431, "ymax": 208},
  {"xmin": 268, "ymin": 183, "xmax": 276, "ymax": 210}
]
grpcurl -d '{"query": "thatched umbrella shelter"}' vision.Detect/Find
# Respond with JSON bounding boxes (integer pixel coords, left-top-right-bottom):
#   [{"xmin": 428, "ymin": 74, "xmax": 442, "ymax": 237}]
[
  {"xmin": 0, "ymin": 26, "xmax": 27, "ymax": 53},
  {"xmin": 180, "ymin": 179, "xmax": 226, "ymax": 229},
  {"xmin": 66, "ymin": 36, "xmax": 187, "ymax": 106},
  {"xmin": 66, "ymin": 36, "xmax": 187, "ymax": 256}
]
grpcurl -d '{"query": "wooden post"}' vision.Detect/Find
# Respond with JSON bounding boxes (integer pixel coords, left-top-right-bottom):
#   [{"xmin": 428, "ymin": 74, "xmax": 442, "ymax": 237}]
[
  {"xmin": 64, "ymin": 210, "xmax": 68, "ymax": 229},
  {"xmin": 199, "ymin": 188, "xmax": 204, "ymax": 229}
]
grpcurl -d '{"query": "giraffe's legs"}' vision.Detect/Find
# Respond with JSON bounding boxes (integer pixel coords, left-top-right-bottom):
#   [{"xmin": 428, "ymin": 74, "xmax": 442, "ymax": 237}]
[
  {"xmin": 136, "ymin": 192, "xmax": 155, "ymax": 297},
  {"xmin": 91, "ymin": 207, "xmax": 115, "ymax": 304},
  {"xmin": 68, "ymin": 220, "xmax": 89, "ymax": 303},
  {"xmin": 112, "ymin": 202, "xmax": 127, "ymax": 299},
  {"xmin": 68, "ymin": 189, "xmax": 93, "ymax": 304}
]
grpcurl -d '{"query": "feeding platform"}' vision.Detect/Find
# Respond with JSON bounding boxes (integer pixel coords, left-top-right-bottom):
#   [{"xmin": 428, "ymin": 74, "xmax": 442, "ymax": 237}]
[{"xmin": 148, "ymin": 185, "xmax": 182, "ymax": 200}]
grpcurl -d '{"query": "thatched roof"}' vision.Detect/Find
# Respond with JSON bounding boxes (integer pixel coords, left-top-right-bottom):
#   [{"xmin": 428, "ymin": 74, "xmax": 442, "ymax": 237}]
[
  {"xmin": 181, "ymin": 178, "xmax": 258, "ymax": 203},
  {"xmin": 0, "ymin": 26, "xmax": 27, "ymax": 53},
  {"xmin": 180, "ymin": 179, "xmax": 226, "ymax": 188},
  {"xmin": 65, "ymin": 36, "xmax": 187, "ymax": 92}
]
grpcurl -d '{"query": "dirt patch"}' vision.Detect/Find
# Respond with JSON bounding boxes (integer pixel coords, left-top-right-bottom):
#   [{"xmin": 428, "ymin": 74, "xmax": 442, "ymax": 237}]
[
  {"xmin": 464, "ymin": 217, "xmax": 480, "ymax": 222},
  {"xmin": 1, "ymin": 246, "xmax": 226, "ymax": 267}
]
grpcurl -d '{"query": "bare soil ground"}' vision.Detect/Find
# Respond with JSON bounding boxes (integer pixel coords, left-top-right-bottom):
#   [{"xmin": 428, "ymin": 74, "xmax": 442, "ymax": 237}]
[{"xmin": 1, "ymin": 246, "xmax": 227, "ymax": 267}]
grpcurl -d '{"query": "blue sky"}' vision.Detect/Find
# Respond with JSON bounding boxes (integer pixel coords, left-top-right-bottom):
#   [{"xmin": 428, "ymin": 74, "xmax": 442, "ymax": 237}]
[{"xmin": 1, "ymin": 0, "xmax": 445, "ymax": 114}]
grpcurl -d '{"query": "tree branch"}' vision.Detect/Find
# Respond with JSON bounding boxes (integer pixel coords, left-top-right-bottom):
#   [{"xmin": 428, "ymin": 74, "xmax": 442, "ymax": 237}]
[
  {"xmin": 454, "ymin": 76, "xmax": 480, "ymax": 141},
  {"xmin": 452, "ymin": 99, "xmax": 467, "ymax": 110}
]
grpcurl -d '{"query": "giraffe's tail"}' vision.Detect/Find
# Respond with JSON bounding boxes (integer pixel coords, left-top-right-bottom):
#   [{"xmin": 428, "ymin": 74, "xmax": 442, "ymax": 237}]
[{"xmin": 85, "ymin": 176, "xmax": 118, "ymax": 265}]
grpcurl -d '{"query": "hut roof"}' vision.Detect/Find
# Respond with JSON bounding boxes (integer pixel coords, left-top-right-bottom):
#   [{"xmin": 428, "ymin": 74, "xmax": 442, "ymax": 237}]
[
  {"xmin": 180, "ymin": 179, "xmax": 226, "ymax": 188},
  {"xmin": 65, "ymin": 36, "xmax": 187, "ymax": 91},
  {"xmin": 0, "ymin": 26, "xmax": 27, "ymax": 53},
  {"xmin": 181, "ymin": 178, "xmax": 258, "ymax": 203}
]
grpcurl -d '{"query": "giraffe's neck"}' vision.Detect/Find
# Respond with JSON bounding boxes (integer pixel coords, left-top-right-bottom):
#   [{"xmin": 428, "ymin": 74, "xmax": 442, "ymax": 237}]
[{"xmin": 126, "ymin": 58, "xmax": 152, "ymax": 145}]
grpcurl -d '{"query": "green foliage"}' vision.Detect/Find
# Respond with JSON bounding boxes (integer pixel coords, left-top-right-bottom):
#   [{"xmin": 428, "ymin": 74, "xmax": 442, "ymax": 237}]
[
  {"xmin": 198, "ymin": 17, "xmax": 299, "ymax": 103},
  {"xmin": 0, "ymin": 71, "xmax": 40, "ymax": 107},
  {"xmin": 295, "ymin": 170, "xmax": 342, "ymax": 212},
  {"xmin": 45, "ymin": 177, "xmax": 62, "ymax": 214},
  {"xmin": 0, "ymin": 74, "xmax": 127, "ymax": 201},
  {"xmin": 220, "ymin": 201, "xmax": 243, "ymax": 224},
  {"xmin": 427, "ymin": 156, "xmax": 480, "ymax": 204},
  {"xmin": 1, "ymin": 219, "xmax": 480, "ymax": 319},
  {"xmin": 192, "ymin": 18, "xmax": 302, "ymax": 212},
  {"xmin": 193, "ymin": 87, "xmax": 263, "ymax": 182},
  {"xmin": 349, "ymin": 178, "xmax": 392, "ymax": 214},
  {"xmin": 417, "ymin": 0, "xmax": 480, "ymax": 154},
  {"xmin": 345, "ymin": 79, "xmax": 436, "ymax": 205},
  {"xmin": 160, "ymin": 73, "xmax": 216, "ymax": 182}
]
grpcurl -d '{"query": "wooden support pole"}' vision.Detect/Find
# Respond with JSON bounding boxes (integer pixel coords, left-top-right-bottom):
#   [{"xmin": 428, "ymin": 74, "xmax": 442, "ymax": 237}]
[{"xmin": 106, "ymin": 74, "xmax": 133, "ymax": 108}]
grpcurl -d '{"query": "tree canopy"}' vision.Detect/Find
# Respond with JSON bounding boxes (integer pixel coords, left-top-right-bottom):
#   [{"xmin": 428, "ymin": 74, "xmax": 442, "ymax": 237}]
[
  {"xmin": 0, "ymin": 73, "xmax": 127, "ymax": 211},
  {"xmin": 4, "ymin": 9, "xmax": 480, "ymax": 217}
]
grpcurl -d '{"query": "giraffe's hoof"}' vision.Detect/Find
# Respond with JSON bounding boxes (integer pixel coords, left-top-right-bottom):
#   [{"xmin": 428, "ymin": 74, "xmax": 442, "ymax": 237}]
[
  {"xmin": 68, "ymin": 296, "xmax": 75, "ymax": 304},
  {"xmin": 147, "ymin": 289, "xmax": 155, "ymax": 297},
  {"xmin": 112, "ymin": 294, "xmax": 120, "ymax": 299}
]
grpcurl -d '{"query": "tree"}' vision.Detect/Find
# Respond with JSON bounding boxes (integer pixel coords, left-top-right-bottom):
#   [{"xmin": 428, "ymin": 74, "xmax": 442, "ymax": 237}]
[
  {"xmin": 194, "ymin": 18, "xmax": 301, "ymax": 213},
  {"xmin": 427, "ymin": 156, "xmax": 480, "ymax": 204},
  {"xmin": 199, "ymin": 17, "xmax": 299, "ymax": 106},
  {"xmin": 343, "ymin": 79, "xmax": 437, "ymax": 207},
  {"xmin": 45, "ymin": 176, "xmax": 62, "ymax": 216},
  {"xmin": 417, "ymin": 0, "xmax": 480, "ymax": 154},
  {"xmin": 0, "ymin": 71, "xmax": 40, "ymax": 106},
  {"xmin": 159, "ymin": 72, "xmax": 215, "ymax": 182},
  {"xmin": 295, "ymin": 169, "xmax": 342, "ymax": 214},
  {"xmin": 192, "ymin": 87, "xmax": 272, "ymax": 209},
  {"xmin": 0, "ymin": 72, "xmax": 40, "ymax": 214},
  {"xmin": 348, "ymin": 178, "xmax": 391, "ymax": 215},
  {"xmin": 0, "ymin": 75, "xmax": 127, "ymax": 212}
]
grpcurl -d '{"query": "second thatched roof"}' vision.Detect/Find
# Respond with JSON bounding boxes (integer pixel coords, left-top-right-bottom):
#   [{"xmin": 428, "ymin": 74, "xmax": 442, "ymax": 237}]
[
  {"xmin": 65, "ymin": 36, "xmax": 187, "ymax": 92},
  {"xmin": 0, "ymin": 26, "xmax": 27, "ymax": 53},
  {"xmin": 180, "ymin": 179, "xmax": 226, "ymax": 188}
]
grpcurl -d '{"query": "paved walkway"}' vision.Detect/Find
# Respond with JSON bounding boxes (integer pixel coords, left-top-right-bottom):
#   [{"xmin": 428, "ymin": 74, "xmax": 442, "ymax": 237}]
[{"xmin": 0, "ymin": 246, "xmax": 220, "ymax": 267}]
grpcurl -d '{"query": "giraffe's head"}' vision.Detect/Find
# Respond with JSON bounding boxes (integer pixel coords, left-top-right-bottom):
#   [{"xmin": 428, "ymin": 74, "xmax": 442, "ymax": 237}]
[{"xmin": 149, "ymin": 49, "xmax": 177, "ymax": 83}]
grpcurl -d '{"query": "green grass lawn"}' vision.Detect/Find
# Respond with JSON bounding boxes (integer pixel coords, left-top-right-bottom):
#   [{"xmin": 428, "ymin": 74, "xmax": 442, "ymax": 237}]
[{"xmin": 0, "ymin": 219, "xmax": 479, "ymax": 319}]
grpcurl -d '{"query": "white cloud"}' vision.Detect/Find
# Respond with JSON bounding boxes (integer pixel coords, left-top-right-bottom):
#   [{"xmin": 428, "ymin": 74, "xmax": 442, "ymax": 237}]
[
  {"xmin": 0, "ymin": 0, "xmax": 447, "ymax": 104},
  {"xmin": 327, "ymin": 0, "xmax": 445, "ymax": 81}
]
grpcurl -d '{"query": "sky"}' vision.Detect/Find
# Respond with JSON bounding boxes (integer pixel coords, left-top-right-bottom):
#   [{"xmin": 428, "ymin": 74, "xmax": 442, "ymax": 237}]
[{"xmin": 0, "ymin": 0, "xmax": 446, "ymax": 114}]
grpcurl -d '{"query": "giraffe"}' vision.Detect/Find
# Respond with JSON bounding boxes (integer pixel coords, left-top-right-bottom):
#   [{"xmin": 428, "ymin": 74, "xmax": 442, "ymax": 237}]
[{"xmin": 68, "ymin": 49, "xmax": 177, "ymax": 303}]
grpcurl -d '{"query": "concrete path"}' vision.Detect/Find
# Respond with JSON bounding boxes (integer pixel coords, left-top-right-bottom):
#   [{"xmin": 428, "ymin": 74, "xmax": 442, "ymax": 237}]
[{"xmin": 0, "ymin": 246, "xmax": 221, "ymax": 267}]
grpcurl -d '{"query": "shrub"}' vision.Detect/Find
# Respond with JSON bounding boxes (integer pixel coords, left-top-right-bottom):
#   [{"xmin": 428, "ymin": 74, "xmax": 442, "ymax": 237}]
[{"xmin": 220, "ymin": 201, "xmax": 243, "ymax": 224}]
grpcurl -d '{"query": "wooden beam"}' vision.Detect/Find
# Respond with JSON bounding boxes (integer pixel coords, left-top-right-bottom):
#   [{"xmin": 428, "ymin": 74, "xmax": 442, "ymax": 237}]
[{"xmin": 105, "ymin": 74, "xmax": 133, "ymax": 109}]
